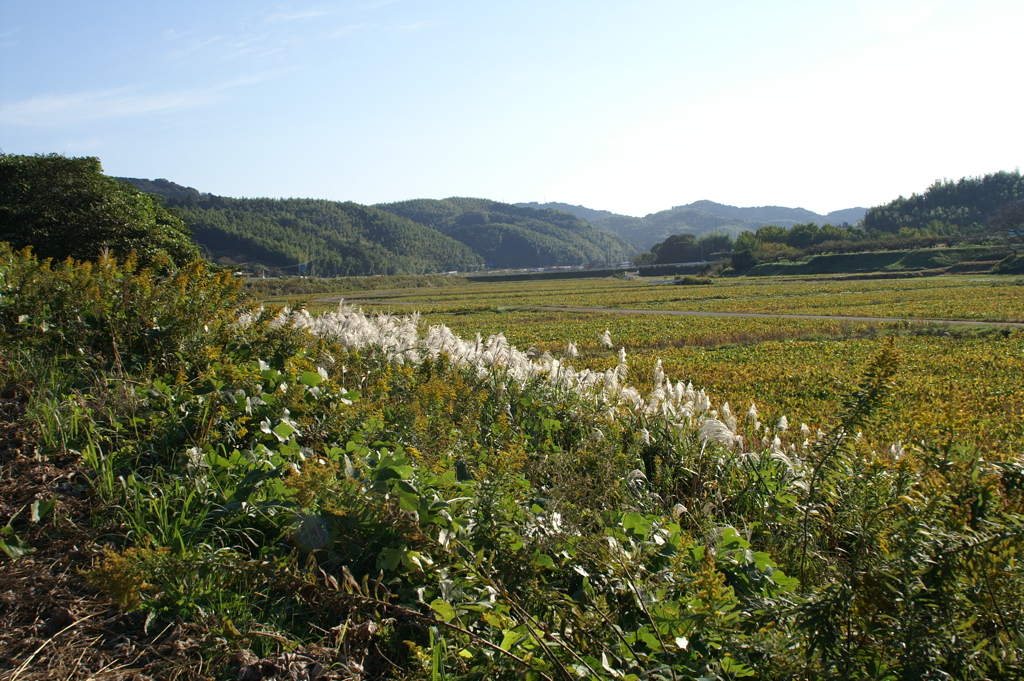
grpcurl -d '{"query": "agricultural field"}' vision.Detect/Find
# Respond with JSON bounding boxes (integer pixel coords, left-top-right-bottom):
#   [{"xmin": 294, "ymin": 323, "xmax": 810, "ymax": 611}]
[
  {"xmin": 307, "ymin": 275, "xmax": 1024, "ymax": 458},
  {"xmin": 308, "ymin": 274, "xmax": 1024, "ymax": 322}
]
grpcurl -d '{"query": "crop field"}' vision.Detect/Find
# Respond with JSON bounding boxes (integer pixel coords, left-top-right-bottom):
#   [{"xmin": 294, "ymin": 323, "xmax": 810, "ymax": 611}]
[
  {"xmin": 301, "ymin": 275, "xmax": 1024, "ymax": 458},
  {"xmin": 309, "ymin": 274, "xmax": 1024, "ymax": 322}
]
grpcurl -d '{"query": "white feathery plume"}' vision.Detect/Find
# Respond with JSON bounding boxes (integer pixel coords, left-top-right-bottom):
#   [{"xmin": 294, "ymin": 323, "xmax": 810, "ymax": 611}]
[
  {"xmin": 693, "ymin": 389, "xmax": 710, "ymax": 415},
  {"xmin": 263, "ymin": 301, "xmax": 844, "ymax": 461},
  {"xmin": 721, "ymin": 402, "xmax": 737, "ymax": 432},
  {"xmin": 699, "ymin": 418, "xmax": 737, "ymax": 448}
]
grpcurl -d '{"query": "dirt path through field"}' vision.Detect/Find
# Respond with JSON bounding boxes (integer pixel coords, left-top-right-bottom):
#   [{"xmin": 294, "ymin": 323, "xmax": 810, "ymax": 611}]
[{"xmin": 316, "ymin": 296, "xmax": 1024, "ymax": 328}]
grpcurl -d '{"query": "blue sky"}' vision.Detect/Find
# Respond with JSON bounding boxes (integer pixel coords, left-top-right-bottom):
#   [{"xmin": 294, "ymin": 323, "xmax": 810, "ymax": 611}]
[{"xmin": 2, "ymin": 0, "xmax": 1021, "ymax": 217}]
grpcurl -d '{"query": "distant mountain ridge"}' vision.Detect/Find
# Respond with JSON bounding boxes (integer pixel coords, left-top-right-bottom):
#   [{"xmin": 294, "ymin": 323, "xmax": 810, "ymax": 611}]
[
  {"xmin": 518, "ymin": 200, "xmax": 866, "ymax": 251},
  {"xmin": 675, "ymin": 200, "xmax": 865, "ymax": 226}
]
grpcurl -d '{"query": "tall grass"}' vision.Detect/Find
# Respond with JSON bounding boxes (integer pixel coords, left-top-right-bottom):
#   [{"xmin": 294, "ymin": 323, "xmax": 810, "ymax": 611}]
[{"xmin": 3, "ymin": 247, "xmax": 1023, "ymax": 679}]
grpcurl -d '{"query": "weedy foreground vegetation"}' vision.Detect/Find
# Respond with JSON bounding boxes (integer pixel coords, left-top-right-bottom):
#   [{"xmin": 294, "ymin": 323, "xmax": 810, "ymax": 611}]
[{"xmin": 3, "ymin": 248, "xmax": 1024, "ymax": 680}]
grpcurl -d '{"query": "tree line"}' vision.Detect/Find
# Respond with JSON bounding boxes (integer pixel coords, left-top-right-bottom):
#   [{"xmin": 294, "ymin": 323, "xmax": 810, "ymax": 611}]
[{"xmin": 637, "ymin": 170, "xmax": 1024, "ymax": 272}]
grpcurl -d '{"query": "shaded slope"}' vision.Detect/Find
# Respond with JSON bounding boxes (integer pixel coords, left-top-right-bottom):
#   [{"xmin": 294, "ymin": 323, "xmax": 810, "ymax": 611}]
[
  {"xmin": 175, "ymin": 196, "xmax": 484, "ymax": 276},
  {"xmin": 119, "ymin": 179, "xmax": 483, "ymax": 276},
  {"xmin": 377, "ymin": 197, "xmax": 634, "ymax": 268}
]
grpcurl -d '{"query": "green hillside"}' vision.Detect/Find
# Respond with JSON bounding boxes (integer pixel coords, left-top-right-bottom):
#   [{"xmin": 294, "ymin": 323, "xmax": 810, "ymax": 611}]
[
  {"xmin": 119, "ymin": 179, "xmax": 484, "ymax": 276},
  {"xmin": 179, "ymin": 196, "xmax": 484, "ymax": 276},
  {"xmin": 522, "ymin": 201, "xmax": 866, "ymax": 251},
  {"xmin": 376, "ymin": 197, "xmax": 634, "ymax": 268},
  {"xmin": 862, "ymin": 170, "xmax": 1023, "ymax": 234}
]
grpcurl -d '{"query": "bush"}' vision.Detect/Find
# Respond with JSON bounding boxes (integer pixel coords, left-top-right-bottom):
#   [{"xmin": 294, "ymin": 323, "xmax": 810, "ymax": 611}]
[
  {"xmin": 674, "ymin": 275, "xmax": 712, "ymax": 285},
  {"xmin": 0, "ymin": 243, "xmax": 243, "ymax": 371},
  {"xmin": 0, "ymin": 152, "xmax": 199, "ymax": 266}
]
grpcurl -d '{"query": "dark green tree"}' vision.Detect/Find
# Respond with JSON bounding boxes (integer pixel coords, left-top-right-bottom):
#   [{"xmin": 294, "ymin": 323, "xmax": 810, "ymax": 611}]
[
  {"xmin": 650, "ymin": 233, "xmax": 699, "ymax": 263},
  {"xmin": 786, "ymin": 223, "xmax": 821, "ymax": 249},
  {"xmin": 734, "ymin": 230, "xmax": 760, "ymax": 252},
  {"xmin": 990, "ymin": 198, "xmax": 1024, "ymax": 255},
  {"xmin": 731, "ymin": 249, "xmax": 758, "ymax": 272},
  {"xmin": 754, "ymin": 224, "xmax": 789, "ymax": 243},
  {"xmin": 697, "ymin": 232, "xmax": 733, "ymax": 257},
  {"xmin": 0, "ymin": 153, "xmax": 198, "ymax": 266},
  {"xmin": 862, "ymin": 170, "xmax": 1023, "ymax": 234}
]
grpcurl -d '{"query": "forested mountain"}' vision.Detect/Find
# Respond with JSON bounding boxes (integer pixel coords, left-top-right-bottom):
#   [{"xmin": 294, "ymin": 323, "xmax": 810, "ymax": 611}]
[
  {"xmin": 376, "ymin": 197, "xmax": 634, "ymax": 268},
  {"xmin": 121, "ymin": 177, "xmax": 205, "ymax": 203},
  {"xmin": 520, "ymin": 201, "xmax": 866, "ymax": 251},
  {"xmin": 120, "ymin": 179, "xmax": 483, "ymax": 276},
  {"xmin": 675, "ymin": 201, "xmax": 865, "ymax": 226},
  {"xmin": 862, "ymin": 170, "xmax": 1023, "ymax": 234},
  {"xmin": 515, "ymin": 201, "xmax": 617, "ymax": 224}
]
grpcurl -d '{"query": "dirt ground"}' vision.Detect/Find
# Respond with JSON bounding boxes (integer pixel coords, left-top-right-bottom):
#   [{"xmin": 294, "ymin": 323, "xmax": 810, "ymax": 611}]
[
  {"xmin": 0, "ymin": 391, "xmax": 359, "ymax": 681},
  {"xmin": 0, "ymin": 394, "xmax": 207, "ymax": 680}
]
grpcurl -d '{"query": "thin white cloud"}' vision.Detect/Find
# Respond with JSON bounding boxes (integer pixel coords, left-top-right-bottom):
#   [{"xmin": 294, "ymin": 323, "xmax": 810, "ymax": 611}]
[
  {"xmin": 0, "ymin": 89, "xmax": 212, "ymax": 127},
  {"xmin": 0, "ymin": 73, "xmax": 280, "ymax": 128}
]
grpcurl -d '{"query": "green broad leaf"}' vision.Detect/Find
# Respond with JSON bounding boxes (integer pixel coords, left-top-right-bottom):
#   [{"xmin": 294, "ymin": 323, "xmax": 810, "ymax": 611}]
[
  {"xmin": 533, "ymin": 552, "xmax": 556, "ymax": 570},
  {"xmin": 639, "ymin": 628, "xmax": 662, "ymax": 651},
  {"xmin": 396, "ymin": 490, "xmax": 420, "ymax": 513},
  {"xmin": 769, "ymin": 569, "xmax": 799, "ymax": 591},
  {"xmin": 430, "ymin": 598, "xmax": 457, "ymax": 623},
  {"xmin": 719, "ymin": 526, "xmax": 749, "ymax": 549},
  {"xmin": 500, "ymin": 630, "xmax": 524, "ymax": 651},
  {"xmin": 273, "ymin": 421, "xmax": 296, "ymax": 440},
  {"xmin": 622, "ymin": 512, "xmax": 652, "ymax": 539},
  {"xmin": 300, "ymin": 371, "xmax": 323, "ymax": 387},
  {"xmin": 481, "ymin": 612, "xmax": 505, "ymax": 628},
  {"xmin": 752, "ymin": 551, "xmax": 776, "ymax": 572},
  {"xmin": 30, "ymin": 499, "xmax": 56, "ymax": 522},
  {"xmin": 0, "ymin": 537, "xmax": 34, "ymax": 560},
  {"xmin": 720, "ymin": 656, "xmax": 755, "ymax": 677},
  {"xmin": 379, "ymin": 547, "xmax": 404, "ymax": 572}
]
